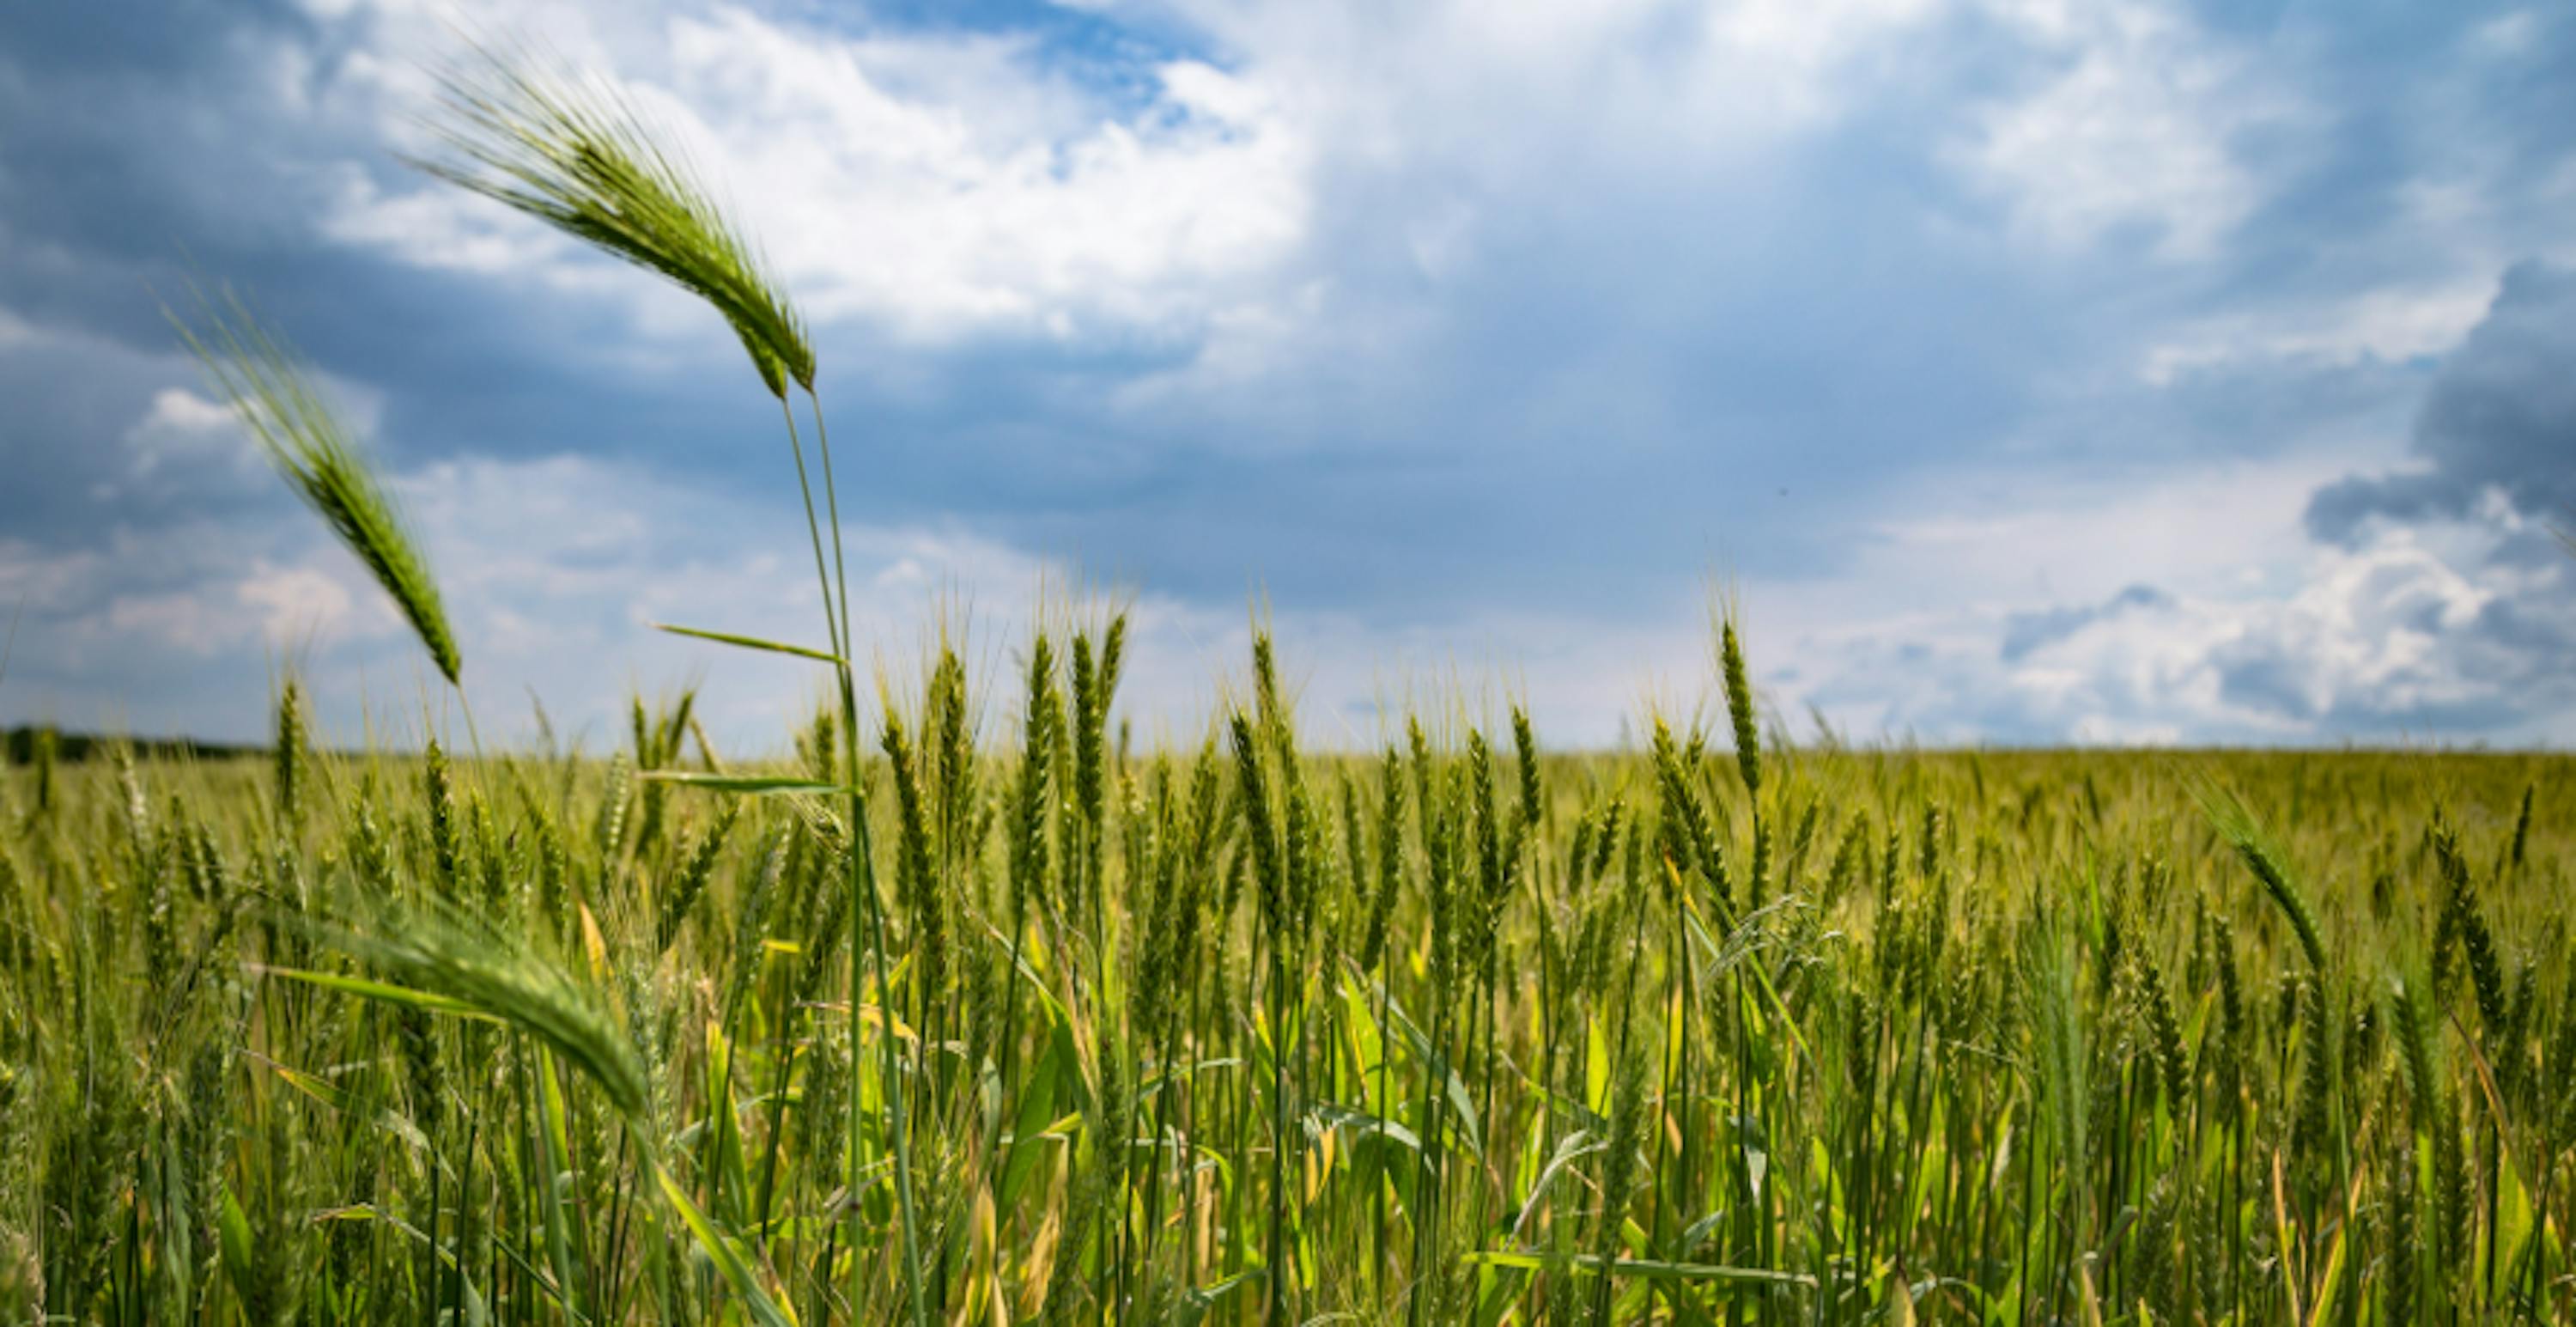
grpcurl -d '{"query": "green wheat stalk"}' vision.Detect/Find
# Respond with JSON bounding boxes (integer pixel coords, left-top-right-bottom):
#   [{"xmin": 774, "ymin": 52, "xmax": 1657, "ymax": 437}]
[{"xmin": 413, "ymin": 40, "xmax": 926, "ymax": 1324}]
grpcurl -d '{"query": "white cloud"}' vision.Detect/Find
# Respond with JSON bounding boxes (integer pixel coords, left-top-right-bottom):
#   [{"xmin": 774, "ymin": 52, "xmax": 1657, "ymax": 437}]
[
  {"xmin": 132, "ymin": 387, "xmax": 234, "ymax": 436},
  {"xmin": 12, "ymin": 435, "xmax": 2572, "ymax": 748},
  {"xmin": 5, "ymin": 434, "xmax": 1728, "ymax": 747},
  {"xmin": 1163, "ymin": 0, "xmax": 1938, "ymax": 164},
  {"xmin": 0, "ymin": 305, "xmax": 39, "ymax": 350},
  {"xmin": 1087, "ymin": 0, "xmax": 1948, "ymax": 403},
  {"xmin": 0, "ymin": 526, "xmax": 397, "ymax": 666},
  {"xmin": 303, "ymin": 0, "xmax": 1962, "ymax": 374},
  {"xmin": 102, "ymin": 591, "xmax": 240, "ymax": 657},
  {"xmin": 2139, "ymin": 278, "xmax": 2499, "ymax": 384},
  {"xmin": 239, "ymin": 561, "xmax": 368, "ymax": 644},
  {"xmin": 78, "ymin": 330, "xmax": 390, "ymax": 502},
  {"xmin": 1760, "ymin": 459, "xmax": 2575, "ymax": 744},
  {"xmin": 319, "ymin": 167, "xmax": 572, "ymax": 277},
  {"xmin": 2467, "ymin": 9, "xmax": 2545, "ymax": 60},
  {"xmin": 118, "ymin": 387, "xmax": 257, "ymax": 484},
  {"xmin": 1960, "ymin": 0, "xmax": 2288, "ymax": 260},
  {"xmin": 1999, "ymin": 531, "xmax": 2523, "ymax": 740},
  {"xmin": 316, "ymin": 4, "xmax": 1311, "ymax": 347},
  {"xmin": 0, "ymin": 539, "xmax": 104, "ymax": 616},
  {"xmin": 652, "ymin": 11, "xmax": 1309, "ymax": 342}
]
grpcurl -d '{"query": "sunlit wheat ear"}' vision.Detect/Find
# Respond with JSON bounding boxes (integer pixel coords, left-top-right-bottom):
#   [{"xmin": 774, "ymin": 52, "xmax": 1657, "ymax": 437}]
[
  {"xmin": 413, "ymin": 43, "xmax": 814, "ymax": 398},
  {"xmin": 173, "ymin": 291, "xmax": 463, "ymax": 685}
]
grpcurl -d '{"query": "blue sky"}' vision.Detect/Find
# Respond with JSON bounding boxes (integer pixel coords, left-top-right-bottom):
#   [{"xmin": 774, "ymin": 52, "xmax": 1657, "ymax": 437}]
[{"xmin": 2, "ymin": 0, "xmax": 2573, "ymax": 749}]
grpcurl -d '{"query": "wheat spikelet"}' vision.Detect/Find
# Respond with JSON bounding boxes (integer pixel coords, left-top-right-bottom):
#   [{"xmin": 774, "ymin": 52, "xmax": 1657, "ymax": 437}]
[
  {"xmin": 422, "ymin": 739, "xmax": 459, "ymax": 898},
  {"xmin": 879, "ymin": 709, "xmax": 945, "ymax": 1014},
  {"xmin": 654, "ymin": 803, "xmax": 738, "ymax": 954},
  {"xmin": 1228, "ymin": 711, "xmax": 1285, "ymax": 947},
  {"xmin": 1364, "ymin": 746, "xmax": 1406, "ymax": 971},
  {"xmin": 2385, "ymin": 1129, "xmax": 2421, "ymax": 1325},
  {"xmin": 272, "ymin": 679, "xmax": 306, "ymax": 833},
  {"xmin": 334, "ymin": 894, "xmax": 650, "ymax": 1129},
  {"xmin": 2432, "ymin": 818, "xmax": 2507, "ymax": 1039},
  {"xmin": 2138, "ymin": 949, "xmax": 2190, "ymax": 1113},
  {"xmin": 1720, "ymin": 616, "xmax": 1762, "ymax": 800}
]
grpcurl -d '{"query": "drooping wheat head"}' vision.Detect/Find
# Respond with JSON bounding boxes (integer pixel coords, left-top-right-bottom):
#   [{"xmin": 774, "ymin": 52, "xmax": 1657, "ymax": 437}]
[
  {"xmin": 414, "ymin": 43, "xmax": 813, "ymax": 397},
  {"xmin": 174, "ymin": 292, "xmax": 461, "ymax": 685}
]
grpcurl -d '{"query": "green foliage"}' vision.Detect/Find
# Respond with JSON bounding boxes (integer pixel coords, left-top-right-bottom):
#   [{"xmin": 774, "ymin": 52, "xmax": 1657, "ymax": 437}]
[{"xmin": 8, "ymin": 674, "xmax": 2568, "ymax": 1324}]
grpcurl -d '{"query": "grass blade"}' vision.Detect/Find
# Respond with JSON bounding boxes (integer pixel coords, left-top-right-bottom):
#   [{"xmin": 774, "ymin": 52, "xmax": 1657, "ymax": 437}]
[{"xmin": 653, "ymin": 623, "xmax": 841, "ymax": 664}]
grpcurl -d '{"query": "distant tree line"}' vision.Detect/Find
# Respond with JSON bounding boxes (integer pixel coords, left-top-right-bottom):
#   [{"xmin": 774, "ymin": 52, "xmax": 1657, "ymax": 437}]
[{"xmin": 3, "ymin": 727, "xmax": 270, "ymax": 764}]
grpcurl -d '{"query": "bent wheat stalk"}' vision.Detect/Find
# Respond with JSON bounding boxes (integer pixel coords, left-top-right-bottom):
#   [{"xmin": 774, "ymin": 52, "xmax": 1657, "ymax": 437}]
[{"xmin": 415, "ymin": 41, "xmax": 927, "ymax": 1326}]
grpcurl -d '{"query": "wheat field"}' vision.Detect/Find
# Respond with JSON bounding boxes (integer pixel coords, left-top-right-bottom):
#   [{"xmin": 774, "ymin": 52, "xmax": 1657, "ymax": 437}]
[
  {"xmin": 3, "ymin": 673, "xmax": 2570, "ymax": 1324},
  {"xmin": 3, "ymin": 39, "xmax": 2571, "ymax": 1327}
]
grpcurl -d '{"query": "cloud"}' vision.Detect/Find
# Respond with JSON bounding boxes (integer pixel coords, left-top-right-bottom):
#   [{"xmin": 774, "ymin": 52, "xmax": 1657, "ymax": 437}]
[
  {"xmin": 6, "ymin": 0, "xmax": 2576, "ymax": 748},
  {"xmin": 114, "ymin": 387, "xmax": 258, "ymax": 489},
  {"xmin": 320, "ymin": 6, "xmax": 1312, "ymax": 346},
  {"xmin": 2307, "ymin": 259, "xmax": 2576, "ymax": 543},
  {"xmin": 1959, "ymin": 0, "xmax": 2292, "ymax": 261},
  {"xmin": 1791, "ymin": 527, "xmax": 2574, "ymax": 745},
  {"xmin": 2137, "ymin": 279, "xmax": 2497, "ymax": 385},
  {"xmin": 382, "ymin": 451, "xmax": 1735, "ymax": 751},
  {"xmin": 2001, "ymin": 584, "xmax": 2173, "ymax": 661},
  {"xmin": 1904, "ymin": 247, "xmax": 2576, "ymax": 746},
  {"xmin": 1746, "ymin": 438, "xmax": 2576, "ymax": 746},
  {"xmin": 0, "ymin": 441, "xmax": 1726, "ymax": 748},
  {"xmin": 0, "ymin": 444, "xmax": 1039, "ymax": 742},
  {"xmin": 239, "ymin": 562, "xmax": 369, "ymax": 644},
  {"xmin": 130, "ymin": 387, "xmax": 235, "ymax": 439}
]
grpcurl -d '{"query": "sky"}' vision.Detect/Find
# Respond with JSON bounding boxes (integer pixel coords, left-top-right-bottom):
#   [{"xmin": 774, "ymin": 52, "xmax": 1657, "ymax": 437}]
[{"xmin": 1, "ymin": 0, "xmax": 2573, "ymax": 752}]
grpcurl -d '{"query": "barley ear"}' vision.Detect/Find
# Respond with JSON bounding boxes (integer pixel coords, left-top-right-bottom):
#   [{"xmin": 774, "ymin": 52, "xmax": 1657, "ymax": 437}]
[
  {"xmin": 173, "ymin": 291, "xmax": 463, "ymax": 685},
  {"xmin": 414, "ymin": 43, "xmax": 814, "ymax": 397}
]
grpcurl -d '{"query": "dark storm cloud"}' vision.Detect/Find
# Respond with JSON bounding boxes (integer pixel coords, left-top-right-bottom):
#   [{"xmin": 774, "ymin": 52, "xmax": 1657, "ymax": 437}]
[{"xmin": 2308, "ymin": 260, "xmax": 2576, "ymax": 544}]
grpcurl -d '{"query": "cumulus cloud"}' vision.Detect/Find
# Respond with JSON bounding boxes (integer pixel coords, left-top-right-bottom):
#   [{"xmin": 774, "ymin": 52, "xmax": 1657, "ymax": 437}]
[
  {"xmin": 384, "ymin": 452, "xmax": 1735, "ymax": 750},
  {"xmin": 317, "ymin": 5, "xmax": 1312, "ymax": 347},
  {"xmin": 1790, "ymin": 527, "xmax": 2573, "ymax": 746},
  {"xmin": 239, "ymin": 562, "xmax": 370, "ymax": 645}
]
